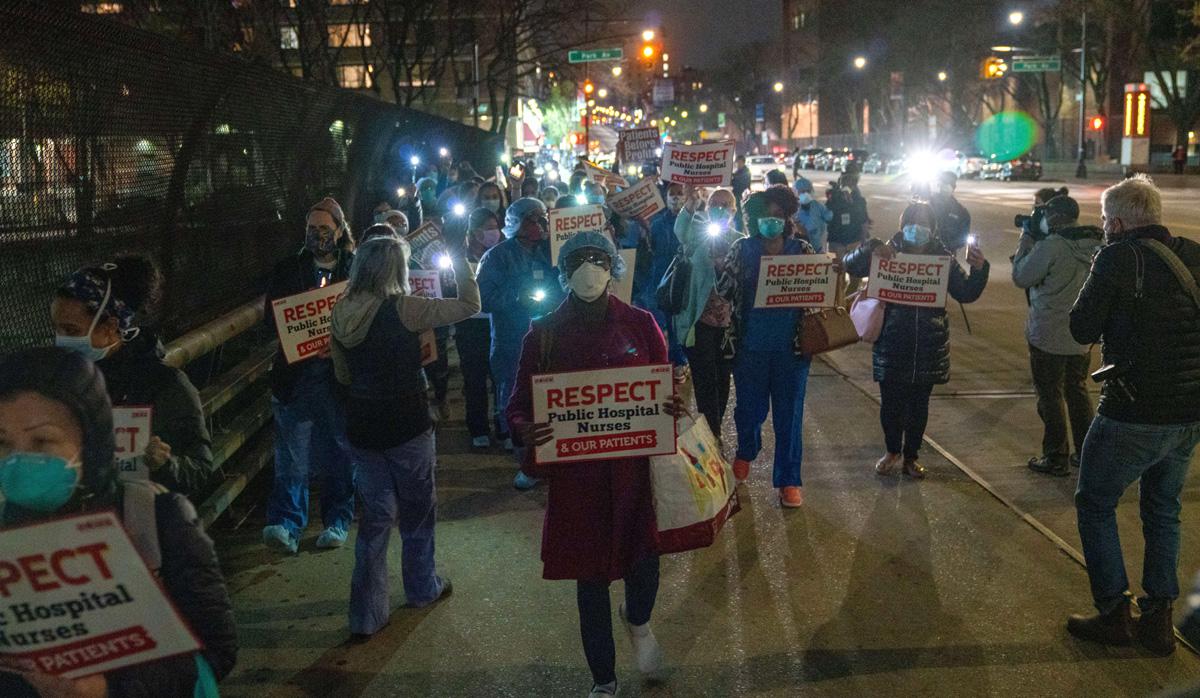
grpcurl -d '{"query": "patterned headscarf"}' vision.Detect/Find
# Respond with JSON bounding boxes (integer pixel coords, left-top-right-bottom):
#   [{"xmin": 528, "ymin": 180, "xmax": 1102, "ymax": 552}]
[{"xmin": 60, "ymin": 263, "xmax": 138, "ymax": 338}]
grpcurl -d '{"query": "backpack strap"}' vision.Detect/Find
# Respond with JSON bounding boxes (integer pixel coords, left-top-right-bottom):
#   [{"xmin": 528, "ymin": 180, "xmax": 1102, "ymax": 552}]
[
  {"xmin": 1138, "ymin": 238, "xmax": 1200, "ymax": 309},
  {"xmin": 122, "ymin": 480, "xmax": 167, "ymax": 572}
]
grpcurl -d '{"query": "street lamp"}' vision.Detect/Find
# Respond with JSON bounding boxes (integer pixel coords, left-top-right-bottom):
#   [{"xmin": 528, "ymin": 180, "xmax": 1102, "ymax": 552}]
[
  {"xmin": 853, "ymin": 56, "xmax": 867, "ymax": 70},
  {"xmin": 1008, "ymin": 10, "xmax": 1024, "ymax": 25},
  {"xmin": 699, "ymin": 103, "xmax": 709, "ymax": 113},
  {"xmin": 598, "ymin": 88, "xmax": 608, "ymax": 98},
  {"xmin": 773, "ymin": 81, "xmax": 784, "ymax": 93},
  {"xmin": 937, "ymin": 70, "xmax": 948, "ymax": 82},
  {"xmin": 642, "ymin": 29, "xmax": 655, "ymax": 41},
  {"xmin": 612, "ymin": 66, "xmax": 622, "ymax": 77},
  {"xmin": 681, "ymin": 110, "xmax": 688, "ymax": 118}
]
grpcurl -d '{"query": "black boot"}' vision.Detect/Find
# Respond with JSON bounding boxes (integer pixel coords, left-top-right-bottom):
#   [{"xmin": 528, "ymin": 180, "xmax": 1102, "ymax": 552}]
[
  {"xmin": 1136, "ymin": 603, "xmax": 1176, "ymax": 656},
  {"xmin": 1067, "ymin": 599, "xmax": 1134, "ymax": 646},
  {"xmin": 1028, "ymin": 455, "xmax": 1070, "ymax": 477}
]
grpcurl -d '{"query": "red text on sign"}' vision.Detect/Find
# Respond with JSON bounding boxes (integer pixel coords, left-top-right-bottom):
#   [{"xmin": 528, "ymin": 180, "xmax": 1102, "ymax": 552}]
[
  {"xmin": 546, "ymin": 381, "xmax": 660, "ymax": 408},
  {"xmin": 0, "ymin": 543, "xmax": 114, "ymax": 598}
]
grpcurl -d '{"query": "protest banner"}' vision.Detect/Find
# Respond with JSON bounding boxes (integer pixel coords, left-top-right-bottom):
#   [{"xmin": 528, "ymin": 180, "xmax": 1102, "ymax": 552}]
[
  {"xmin": 532, "ymin": 363, "xmax": 677, "ymax": 465},
  {"xmin": 607, "ymin": 177, "xmax": 665, "ymax": 220},
  {"xmin": 112, "ymin": 406, "xmax": 152, "ymax": 483},
  {"xmin": 867, "ymin": 253, "xmax": 952, "ymax": 308},
  {"xmin": 618, "ymin": 126, "xmax": 661, "ymax": 164},
  {"xmin": 581, "ymin": 160, "xmax": 628, "ymax": 190},
  {"xmin": 408, "ymin": 269, "xmax": 443, "ymax": 299},
  {"xmin": 0, "ymin": 511, "xmax": 201, "ymax": 678},
  {"xmin": 548, "ymin": 204, "xmax": 607, "ymax": 261},
  {"xmin": 661, "ymin": 141, "xmax": 735, "ymax": 186},
  {"xmin": 753, "ymin": 254, "xmax": 839, "ymax": 308},
  {"xmin": 404, "ymin": 221, "xmax": 444, "ymax": 269},
  {"xmin": 612, "ymin": 249, "xmax": 637, "ymax": 305},
  {"xmin": 270, "ymin": 280, "xmax": 348, "ymax": 364}
]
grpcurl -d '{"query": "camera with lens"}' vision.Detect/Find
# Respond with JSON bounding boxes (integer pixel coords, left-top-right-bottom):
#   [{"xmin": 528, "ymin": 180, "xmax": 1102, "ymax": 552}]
[
  {"xmin": 1091, "ymin": 363, "xmax": 1136, "ymax": 403},
  {"xmin": 1014, "ymin": 207, "xmax": 1048, "ymax": 241}
]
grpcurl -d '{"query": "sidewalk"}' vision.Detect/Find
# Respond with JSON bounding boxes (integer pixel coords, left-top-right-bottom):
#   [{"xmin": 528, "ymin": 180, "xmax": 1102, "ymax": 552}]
[{"xmin": 212, "ymin": 360, "xmax": 1200, "ymax": 697}]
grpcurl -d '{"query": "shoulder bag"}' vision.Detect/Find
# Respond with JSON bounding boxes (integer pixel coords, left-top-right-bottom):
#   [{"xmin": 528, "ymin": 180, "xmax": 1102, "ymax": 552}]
[{"xmin": 799, "ymin": 276, "xmax": 861, "ymax": 355}]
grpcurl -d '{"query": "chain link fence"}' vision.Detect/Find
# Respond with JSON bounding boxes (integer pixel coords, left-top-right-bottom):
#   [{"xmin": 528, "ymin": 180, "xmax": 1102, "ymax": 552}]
[{"xmin": 0, "ymin": 0, "xmax": 502, "ymax": 349}]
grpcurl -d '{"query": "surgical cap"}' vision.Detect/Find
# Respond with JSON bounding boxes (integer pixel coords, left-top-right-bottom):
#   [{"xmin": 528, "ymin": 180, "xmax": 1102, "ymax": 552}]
[
  {"xmin": 502, "ymin": 197, "xmax": 547, "ymax": 238},
  {"xmin": 416, "ymin": 177, "xmax": 437, "ymax": 194},
  {"xmin": 556, "ymin": 230, "xmax": 626, "ymax": 289},
  {"xmin": 793, "ymin": 176, "xmax": 814, "ymax": 193}
]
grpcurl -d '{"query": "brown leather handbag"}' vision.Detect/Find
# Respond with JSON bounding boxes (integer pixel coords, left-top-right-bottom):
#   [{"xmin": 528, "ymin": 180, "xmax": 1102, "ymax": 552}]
[{"xmin": 798, "ymin": 277, "xmax": 860, "ymax": 355}]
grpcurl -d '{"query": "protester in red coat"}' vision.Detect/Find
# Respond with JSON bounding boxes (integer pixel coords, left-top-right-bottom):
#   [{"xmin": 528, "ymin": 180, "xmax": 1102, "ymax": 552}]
[{"xmin": 506, "ymin": 231, "xmax": 683, "ymax": 698}]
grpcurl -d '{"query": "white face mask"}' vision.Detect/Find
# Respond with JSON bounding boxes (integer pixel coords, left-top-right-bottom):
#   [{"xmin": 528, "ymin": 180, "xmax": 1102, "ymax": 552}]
[
  {"xmin": 1039, "ymin": 217, "xmax": 1051, "ymax": 235},
  {"xmin": 568, "ymin": 262, "xmax": 611, "ymax": 302},
  {"xmin": 798, "ymin": 192, "xmax": 813, "ymax": 204}
]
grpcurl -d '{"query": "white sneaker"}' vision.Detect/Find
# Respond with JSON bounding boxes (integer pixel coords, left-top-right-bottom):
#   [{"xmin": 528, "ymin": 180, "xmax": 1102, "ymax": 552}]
[
  {"xmin": 588, "ymin": 680, "xmax": 617, "ymax": 697},
  {"xmin": 618, "ymin": 604, "xmax": 664, "ymax": 678},
  {"xmin": 471, "ymin": 435, "xmax": 491, "ymax": 448}
]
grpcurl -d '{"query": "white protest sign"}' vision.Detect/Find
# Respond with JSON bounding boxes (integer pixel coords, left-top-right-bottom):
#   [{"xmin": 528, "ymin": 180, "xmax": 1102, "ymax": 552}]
[
  {"xmin": 405, "ymin": 221, "xmax": 444, "ymax": 269},
  {"xmin": 271, "ymin": 280, "xmax": 348, "ymax": 364},
  {"xmin": 533, "ymin": 363, "xmax": 677, "ymax": 465},
  {"xmin": 753, "ymin": 254, "xmax": 838, "ymax": 309},
  {"xmin": 612, "ymin": 249, "xmax": 637, "ymax": 305},
  {"xmin": 662, "ymin": 141, "xmax": 735, "ymax": 186},
  {"xmin": 408, "ymin": 269, "xmax": 443, "ymax": 298},
  {"xmin": 112, "ymin": 406, "xmax": 152, "ymax": 483},
  {"xmin": 619, "ymin": 127, "xmax": 661, "ymax": 164},
  {"xmin": 581, "ymin": 160, "xmax": 628, "ymax": 190},
  {"xmin": 607, "ymin": 177, "xmax": 665, "ymax": 220},
  {"xmin": 867, "ymin": 253, "xmax": 952, "ymax": 308},
  {"xmin": 549, "ymin": 204, "xmax": 607, "ymax": 262},
  {"xmin": 0, "ymin": 511, "xmax": 201, "ymax": 678}
]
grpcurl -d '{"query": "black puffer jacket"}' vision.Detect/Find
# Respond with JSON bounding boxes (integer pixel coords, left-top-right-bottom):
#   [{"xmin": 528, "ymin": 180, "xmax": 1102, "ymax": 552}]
[
  {"xmin": 264, "ymin": 247, "xmax": 354, "ymax": 402},
  {"xmin": 845, "ymin": 234, "xmax": 990, "ymax": 384},
  {"xmin": 0, "ymin": 492, "xmax": 238, "ymax": 697},
  {"xmin": 1069, "ymin": 225, "xmax": 1200, "ymax": 424},
  {"xmin": 97, "ymin": 332, "xmax": 215, "ymax": 498}
]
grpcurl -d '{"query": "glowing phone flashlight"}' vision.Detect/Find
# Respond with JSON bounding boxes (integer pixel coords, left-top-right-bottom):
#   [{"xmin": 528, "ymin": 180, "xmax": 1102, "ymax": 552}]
[
  {"xmin": 452, "ymin": 203, "xmax": 466, "ymax": 217},
  {"xmin": 966, "ymin": 234, "xmax": 977, "ymax": 247},
  {"xmin": 396, "ymin": 187, "xmax": 407, "ymax": 198},
  {"xmin": 532, "ymin": 289, "xmax": 547, "ymax": 302},
  {"xmin": 436, "ymin": 254, "xmax": 453, "ymax": 270},
  {"xmin": 706, "ymin": 222, "xmax": 722, "ymax": 237}
]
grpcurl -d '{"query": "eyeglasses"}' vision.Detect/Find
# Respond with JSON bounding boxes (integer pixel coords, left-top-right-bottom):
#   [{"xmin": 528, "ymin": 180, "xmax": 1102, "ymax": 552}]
[{"xmin": 567, "ymin": 249, "xmax": 613, "ymax": 270}]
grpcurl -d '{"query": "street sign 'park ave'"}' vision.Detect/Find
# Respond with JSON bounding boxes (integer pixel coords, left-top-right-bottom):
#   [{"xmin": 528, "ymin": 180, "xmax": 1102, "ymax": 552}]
[
  {"xmin": 569, "ymin": 48, "xmax": 623, "ymax": 63},
  {"xmin": 1012, "ymin": 55, "xmax": 1062, "ymax": 73}
]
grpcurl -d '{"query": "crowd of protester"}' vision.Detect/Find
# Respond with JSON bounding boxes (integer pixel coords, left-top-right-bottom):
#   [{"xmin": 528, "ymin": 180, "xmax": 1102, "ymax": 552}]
[{"xmin": 5, "ymin": 145, "xmax": 1200, "ymax": 698}]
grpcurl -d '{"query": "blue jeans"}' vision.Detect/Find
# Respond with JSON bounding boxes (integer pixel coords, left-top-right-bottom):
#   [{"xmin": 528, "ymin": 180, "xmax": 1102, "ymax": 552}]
[
  {"xmin": 267, "ymin": 370, "xmax": 356, "ymax": 538},
  {"xmin": 733, "ymin": 351, "xmax": 811, "ymax": 487},
  {"xmin": 349, "ymin": 430, "xmax": 444, "ymax": 635},
  {"xmin": 1075, "ymin": 415, "xmax": 1200, "ymax": 614},
  {"xmin": 577, "ymin": 555, "xmax": 660, "ymax": 685}
]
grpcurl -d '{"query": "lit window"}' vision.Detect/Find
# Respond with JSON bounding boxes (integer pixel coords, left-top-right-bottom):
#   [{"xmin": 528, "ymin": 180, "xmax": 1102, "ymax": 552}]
[
  {"xmin": 329, "ymin": 23, "xmax": 371, "ymax": 48},
  {"xmin": 663, "ymin": 53, "xmax": 669, "ymax": 62},
  {"xmin": 82, "ymin": 2, "xmax": 123, "ymax": 12},
  {"xmin": 280, "ymin": 26, "xmax": 299, "ymax": 50},
  {"xmin": 338, "ymin": 65, "xmax": 372, "ymax": 89}
]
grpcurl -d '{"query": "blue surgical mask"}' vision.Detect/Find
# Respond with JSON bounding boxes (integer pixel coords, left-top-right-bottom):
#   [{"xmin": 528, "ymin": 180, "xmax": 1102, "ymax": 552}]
[
  {"xmin": 0, "ymin": 452, "xmax": 81, "ymax": 513},
  {"xmin": 54, "ymin": 278, "xmax": 117, "ymax": 362},
  {"xmin": 798, "ymin": 192, "xmax": 813, "ymax": 205},
  {"xmin": 709, "ymin": 206, "xmax": 731, "ymax": 223},
  {"xmin": 586, "ymin": 193, "xmax": 605, "ymax": 205},
  {"xmin": 903, "ymin": 224, "xmax": 932, "ymax": 246},
  {"xmin": 757, "ymin": 217, "xmax": 786, "ymax": 239}
]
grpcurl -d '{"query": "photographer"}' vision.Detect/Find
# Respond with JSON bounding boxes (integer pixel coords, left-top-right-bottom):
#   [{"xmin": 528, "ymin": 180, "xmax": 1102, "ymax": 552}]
[
  {"xmin": 930, "ymin": 171, "xmax": 971, "ymax": 251},
  {"xmin": 1066, "ymin": 175, "xmax": 1200, "ymax": 657},
  {"xmin": 1011, "ymin": 194, "xmax": 1102, "ymax": 477}
]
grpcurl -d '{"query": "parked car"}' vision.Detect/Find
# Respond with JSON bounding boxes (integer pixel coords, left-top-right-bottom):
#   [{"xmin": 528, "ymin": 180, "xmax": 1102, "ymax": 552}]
[
  {"xmin": 956, "ymin": 150, "xmax": 989, "ymax": 179},
  {"xmin": 794, "ymin": 147, "xmax": 825, "ymax": 171},
  {"xmin": 747, "ymin": 155, "xmax": 782, "ymax": 183},
  {"xmin": 862, "ymin": 153, "xmax": 891, "ymax": 174},
  {"xmin": 814, "ymin": 148, "xmax": 838, "ymax": 171},
  {"xmin": 981, "ymin": 155, "xmax": 1043, "ymax": 181},
  {"xmin": 837, "ymin": 149, "xmax": 870, "ymax": 173}
]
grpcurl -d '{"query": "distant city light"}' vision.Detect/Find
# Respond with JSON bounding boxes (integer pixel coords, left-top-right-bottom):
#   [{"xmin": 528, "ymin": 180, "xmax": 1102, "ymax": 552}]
[
  {"xmin": 642, "ymin": 29, "xmax": 655, "ymax": 41},
  {"xmin": 773, "ymin": 81, "xmax": 784, "ymax": 93},
  {"xmin": 853, "ymin": 56, "xmax": 867, "ymax": 70},
  {"xmin": 1008, "ymin": 10, "xmax": 1025, "ymax": 25}
]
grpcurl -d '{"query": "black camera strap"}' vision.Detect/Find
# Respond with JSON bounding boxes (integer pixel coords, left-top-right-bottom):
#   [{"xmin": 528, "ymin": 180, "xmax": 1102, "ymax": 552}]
[{"xmin": 1138, "ymin": 238, "xmax": 1200, "ymax": 309}]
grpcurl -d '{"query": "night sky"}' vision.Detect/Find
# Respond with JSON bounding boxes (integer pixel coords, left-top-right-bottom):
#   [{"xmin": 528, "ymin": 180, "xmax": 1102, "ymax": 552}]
[{"xmin": 633, "ymin": 0, "xmax": 783, "ymax": 70}]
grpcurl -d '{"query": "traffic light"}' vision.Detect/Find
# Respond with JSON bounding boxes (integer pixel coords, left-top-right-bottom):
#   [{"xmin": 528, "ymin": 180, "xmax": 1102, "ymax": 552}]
[
  {"xmin": 641, "ymin": 44, "xmax": 655, "ymax": 60},
  {"xmin": 1090, "ymin": 115, "xmax": 1105, "ymax": 131},
  {"xmin": 583, "ymin": 79, "xmax": 595, "ymax": 95},
  {"xmin": 982, "ymin": 57, "xmax": 1008, "ymax": 79}
]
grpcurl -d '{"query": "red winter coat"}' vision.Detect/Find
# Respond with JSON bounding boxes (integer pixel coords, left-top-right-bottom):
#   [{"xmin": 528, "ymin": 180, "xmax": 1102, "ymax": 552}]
[{"xmin": 506, "ymin": 294, "xmax": 668, "ymax": 581}]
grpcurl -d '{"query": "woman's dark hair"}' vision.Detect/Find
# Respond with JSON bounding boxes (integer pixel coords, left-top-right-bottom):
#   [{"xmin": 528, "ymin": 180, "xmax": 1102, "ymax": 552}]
[
  {"xmin": 766, "ymin": 170, "xmax": 789, "ymax": 186},
  {"xmin": 555, "ymin": 195, "xmax": 577, "ymax": 210},
  {"xmin": 521, "ymin": 177, "xmax": 540, "ymax": 195},
  {"xmin": 475, "ymin": 181, "xmax": 508, "ymax": 210},
  {"xmin": 1036, "ymin": 186, "xmax": 1069, "ymax": 205},
  {"xmin": 900, "ymin": 202, "xmax": 937, "ymax": 233},
  {"xmin": 0, "ymin": 348, "xmax": 117, "ymax": 504},
  {"xmin": 56, "ymin": 254, "xmax": 164, "ymax": 322},
  {"xmin": 468, "ymin": 207, "xmax": 501, "ymax": 232}
]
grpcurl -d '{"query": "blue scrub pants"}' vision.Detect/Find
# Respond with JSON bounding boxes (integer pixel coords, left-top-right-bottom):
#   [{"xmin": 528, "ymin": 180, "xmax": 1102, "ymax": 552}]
[
  {"xmin": 349, "ymin": 429, "xmax": 445, "ymax": 635},
  {"xmin": 733, "ymin": 351, "xmax": 811, "ymax": 487},
  {"xmin": 267, "ymin": 369, "xmax": 356, "ymax": 538}
]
